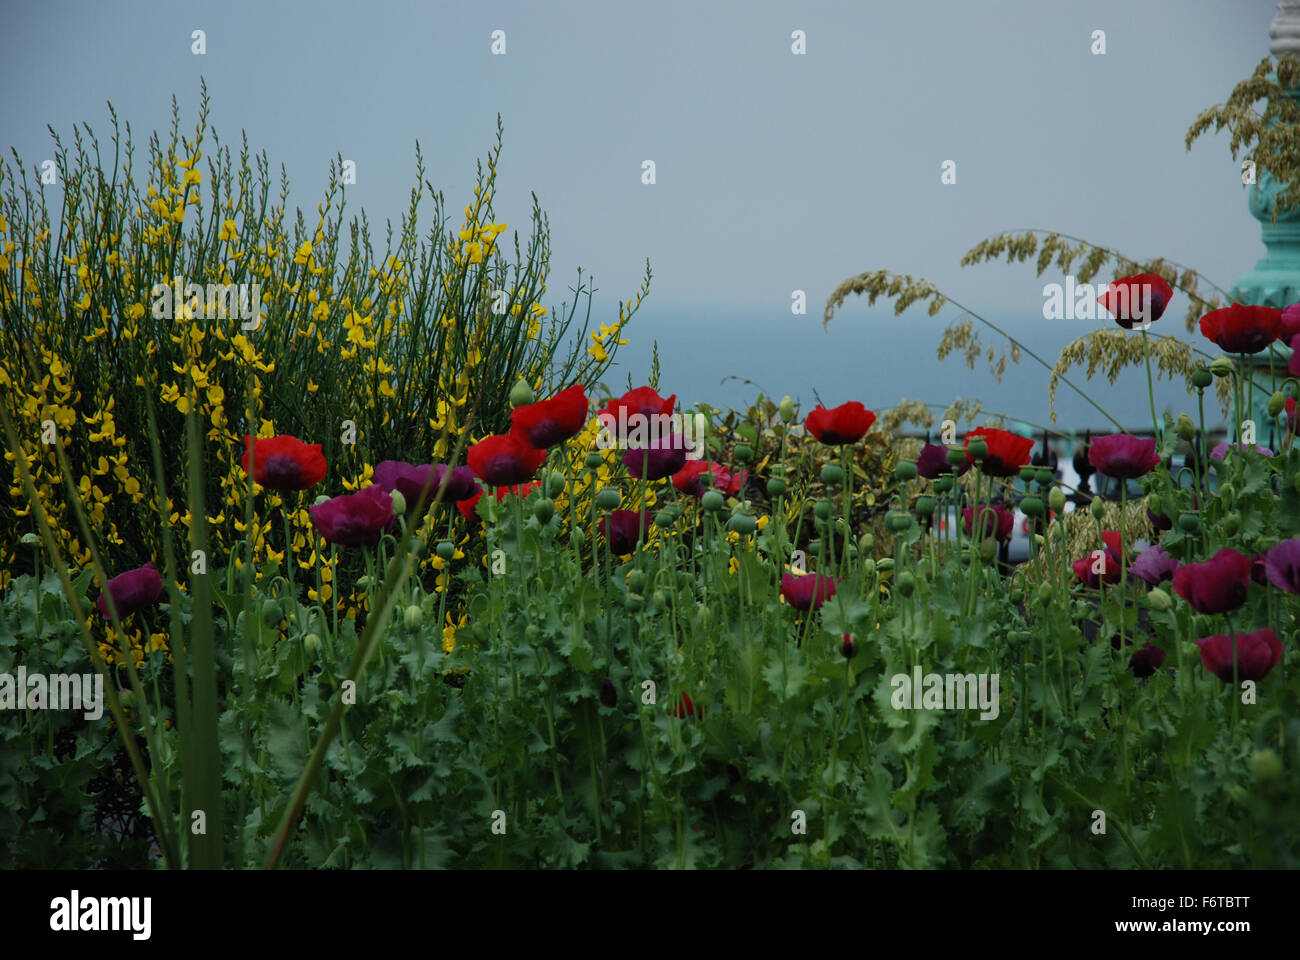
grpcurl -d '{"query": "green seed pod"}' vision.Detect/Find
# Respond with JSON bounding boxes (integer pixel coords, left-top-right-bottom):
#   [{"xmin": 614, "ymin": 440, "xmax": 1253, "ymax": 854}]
[
  {"xmin": 654, "ymin": 510, "xmax": 675, "ymax": 528},
  {"xmin": 933, "ymin": 475, "xmax": 954, "ymax": 494},
  {"xmin": 570, "ymin": 527, "xmax": 585, "ymax": 549},
  {"xmin": 820, "ymin": 464, "xmax": 844, "ymax": 485},
  {"xmin": 1251, "ymin": 748, "xmax": 1283, "ymax": 783},
  {"xmin": 533, "ymin": 497, "xmax": 556, "ymax": 524},
  {"xmin": 1037, "ymin": 582, "xmax": 1054, "ymax": 605},
  {"xmin": 861, "ymin": 558, "xmax": 877, "ymax": 578},
  {"xmin": 1021, "ymin": 496, "xmax": 1044, "ymax": 518},
  {"xmin": 779, "ymin": 395, "xmax": 795, "ymax": 423},
  {"xmin": 808, "ymin": 539, "xmax": 823, "ymax": 554},
  {"xmin": 766, "ymin": 477, "xmax": 787, "ymax": 496},
  {"xmin": 584, "ymin": 451, "xmax": 604, "ymax": 470},
  {"xmin": 896, "ymin": 571, "xmax": 915, "ymax": 597},
  {"xmin": 814, "ymin": 500, "xmax": 834, "ymax": 520},
  {"xmin": 1146, "ymin": 587, "xmax": 1172, "ymax": 612},
  {"xmin": 876, "ymin": 558, "xmax": 894, "ymax": 573},
  {"xmin": 728, "ymin": 514, "xmax": 757, "ymax": 535},
  {"xmin": 1009, "ymin": 589, "xmax": 1024, "ymax": 604},
  {"xmin": 546, "ymin": 472, "xmax": 566, "ymax": 498},
  {"xmin": 1034, "ymin": 468, "xmax": 1053, "ymax": 486},
  {"xmin": 1090, "ymin": 497, "xmax": 1106, "ymax": 520},
  {"xmin": 701, "ymin": 490, "xmax": 725, "ymax": 512},
  {"xmin": 389, "ymin": 489, "xmax": 407, "ymax": 515},
  {"xmin": 303, "ymin": 633, "xmax": 321, "ymax": 656},
  {"xmin": 979, "ymin": 538, "xmax": 997, "ymax": 561},
  {"xmin": 1209, "ymin": 357, "xmax": 1235, "ymax": 379},
  {"xmin": 1178, "ymin": 512, "xmax": 1200, "ymax": 533},
  {"xmin": 627, "ymin": 569, "xmax": 647, "ymax": 593},
  {"xmin": 844, "ymin": 545, "xmax": 858, "ymax": 562},
  {"xmin": 859, "ymin": 532, "xmax": 874, "ymax": 553},
  {"xmin": 404, "ymin": 605, "xmax": 424, "ymax": 630},
  {"xmin": 967, "ymin": 438, "xmax": 988, "ymax": 460},
  {"xmin": 1222, "ymin": 512, "xmax": 1240, "ymax": 537},
  {"xmin": 734, "ymin": 443, "xmax": 753, "ymax": 463},
  {"xmin": 596, "ymin": 488, "xmax": 621, "ymax": 510},
  {"xmin": 509, "ymin": 379, "xmax": 535, "ymax": 407},
  {"xmin": 1019, "ymin": 466, "xmax": 1037, "ymax": 482},
  {"xmin": 436, "ymin": 541, "xmax": 456, "ymax": 560},
  {"xmin": 525, "ymin": 624, "xmax": 541, "ymax": 642},
  {"xmin": 895, "ymin": 461, "xmax": 918, "ymax": 481},
  {"xmin": 1176, "ymin": 413, "xmax": 1195, "ymax": 442},
  {"xmin": 914, "ymin": 495, "xmax": 935, "ymax": 517},
  {"xmin": 945, "ymin": 447, "xmax": 970, "ymax": 467},
  {"xmin": 1190, "ymin": 368, "xmax": 1213, "ymax": 389},
  {"xmin": 886, "ymin": 511, "xmax": 913, "ymax": 533},
  {"xmin": 118, "ymin": 689, "xmax": 136, "ymax": 710},
  {"xmin": 1048, "ymin": 487, "xmax": 1066, "ymax": 513}
]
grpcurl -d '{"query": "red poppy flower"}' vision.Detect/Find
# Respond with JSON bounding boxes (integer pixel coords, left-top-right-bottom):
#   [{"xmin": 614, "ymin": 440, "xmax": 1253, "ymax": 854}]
[
  {"xmin": 804, "ymin": 402, "xmax": 875, "ymax": 445},
  {"xmin": 1195, "ymin": 629, "xmax": 1282, "ymax": 683},
  {"xmin": 671, "ymin": 692, "xmax": 702, "ymax": 719},
  {"xmin": 241, "ymin": 435, "xmax": 326, "ymax": 491},
  {"xmin": 468, "ymin": 433, "xmax": 547, "ymax": 486},
  {"xmin": 780, "ymin": 573, "xmax": 839, "ymax": 611},
  {"xmin": 962, "ymin": 504, "xmax": 1015, "ymax": 541},
  {"xmin": 509, "ymin": 384, "xmax": 588, "ymax": 449},
  {"xmin": 97, "ymin": 562, "xmax": 163, "ymax": 620},
  {"xmin": 622, "ymin": 434, "xmax": 688, "ymax": 481},
  {"xmin": 457, "ymin": 481, "xmax": 540, "ymax": 521},
  {"xmin": 964, "ymin": 428, "xmax": 1034, "ymax": 478},
  {"xmin": 1087, "ymin": 434, "xmax": 1160, "ymax": 480},
  {"xmin": 672, "ymin": 460, "xmax": 745, "ymax": 497},
  {"xmin": 1172, "ymin": 548, "xmax": 1252, "ymax": 614},
  {"xmin": 1072, "ymin": 530, "xmax": 1124, "ymax": 587},
  {"xmin": 309, "ymin": 484, "xmax": 396, "ymax": 547},
  {"xmin": 1199, "ymin": 303, "xmax": 1282, "ymax": 355},
  {"xmin": 598, "ymin": 386, "xmax": 676, "ymax": 442},
  {"xmin": 1098, "ymin": 273, "xmax": 1174, "ymax": 329}
]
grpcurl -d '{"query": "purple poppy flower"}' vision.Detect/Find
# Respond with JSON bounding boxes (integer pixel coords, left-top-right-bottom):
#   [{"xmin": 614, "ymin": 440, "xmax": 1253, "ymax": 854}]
[
  {"xmin": 598, "ymin": 510, "xmax": 652, "ymax": 556},
  {"xmin": 1210, "ymin": 441, "xmax": 1274, "ymax": 460},
  {"xmin": 1172, "ymin": 548, "xmax": 1252, "ymax": 614},
  {"xmin": 780, "ymin": 573, "xmax": 839, "ymax": 612},
  {"xmin": 97, "ymin": 562, "xmax": 164, "ymax": 620},
  {"xmin": 309, "ymin": 484, "xmax": 396, "ymax": 546},
  {"xmin": 917, "ymin": 443, "xmax": 969, "ymax": 479},
  {"xmin": 1129, "ymin": 642, "xmax": 1167, "ymax": 679},
  {"xmin": 622, "ymin": 434, "xmax": 688, "ymax": 481},
  {"xmin": 1088, "ymin": 434, "xmax": 1160, "ymax": 480},
  {"xmin": 1129, "ymin": 545, "xmax": 1179, "ymax": 585},
  {"xmin": 1264, "ymin": 538, "xmax": 1300, "ymax": 594}
]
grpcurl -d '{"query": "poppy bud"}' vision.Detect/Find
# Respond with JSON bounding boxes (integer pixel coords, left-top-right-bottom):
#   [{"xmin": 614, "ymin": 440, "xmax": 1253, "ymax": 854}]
[
  {"xmin": 1250, "ymin": 748, "xmax": 1282, "ymax": 783},
  {"xmin": 914, "ymin": 495, "xmax": 935, "ymax": 517},
  {"xmin": 1218, "ymin": 482, "xmax": 1236, "ymax": 503},
  {"xmin": 896, "ymin": 571, "xmax": 915, "ymax": 596},
  {"xmin": 1021, "ymin": 496, "xmax": 1044, "ymax": 518},
  {"xmin": 654, "ymin": 510, "xmax": 674, "ymax": 528},
  {"xmin": 1176, "ymin": 413, "xmax": 1195, "ymax": 441},
  {"xmin": 821, "ymin": 464, "xmax": 843, "ymax": 485},
  {"xmin": 596, "ymin": 488, "xmax": 621, "ymax": 510},
  {"xmin": 701, "ymin": 490, "xmax": 725, "ymax": 512},
  {"xmin": 859, "ymin": 532, "xmax": 874, "ymax": 553},
  {"xmin": 1090, "ymin": 497, "xmax": 1106, "ymax": 520},
  {"xmin": 766, "ymin": 477, "xmax": 787, "ymax": 496},
  {"xmin": 584, "ymin": 451, "xmax": 604, "ymax": 469},
  {"xmin": 313, "ymin": 494, "xmax": 332, "ymax": 507},
  {"xmin": 779, "ymin": 395, "xmax": 795, "ymax": 423},
  {"xmin": 600, "ymin": 679, "xmax": 618, "ymax": 708},
  {"xmin": 1037, "ymin": 582, "xmax": 1054, "ymax": 605},
  {"xmin": 841, "ymin": 634, "xmax": 857, "ymax": 659},
  {"xmin": 389, "ymin": 489, "xmax": 407, "ymax": 515},
  {"xmin": 980, "ymin": 538, "xmax": 997, "ymax": 561},
  {"xmin": 627, "ymin": 569, "xmax": 647, "ymax": 592},
  {"xmin": 934, "ymin": 475, "xmax": 954, "ymax": 494},
  {"xmin": 1009, "ymin": 589, "xmax": 1024, "ymax": 604},
  {"xmin": 262, "ymin": 599, "xmax": 282, "ymax": 625},
  {"xmin": 1146, "ymin": 587, "xmax": 1172, "ymax": 612},
  {"xmin": 525, "ymin": 624, "xmax": 541, "ymax": 642},
  {"xmin": 303, "ymin": 633, "xmax": 321, "ymax": 656},
  {"xmin": 1222, "ymin": 512, "xmax": 1240, "ymax": 537},
  {"xmin": 862, "ymin": 558, "xmax": 876, "ymax": 578},
  {"xmin": 404, "ymin": 605, "xmax": 423, "ymax": 630},
  {"xmin": 436, "ymin": 541, "xmax": 456, "ymax": 560},
  {"xmin": 734, "ymin": 443, "xmax": 753, "ymax": 462},
  {"xmin": 509, "ymin": 379, "xmax": 535, "ymax": 407},
  {"xmin": 728, "ymin": 513, "xmax": 757, "ymax": 535},
  {"xmin": 895, "ymin": 461, "xmax": 918, "ymax": 481},
  {"xmin": 1209, "ymin": 358, "xmax": 1234, "ymax": 379},
  {"xmin": 815, "ymin": 500, "xmax": 833, "ymax": 520},
  {"xmin": 1178, "ymin": 513, "xmax": 1200, "ymax": 533},
  {"xmin": 651, "ymin": 589, "xmax": 666, "ymax": 609},
  {"xmin": 533, "ymin": 497, "xmax": 555, "ymax": 523},
  {"xmin": 570, "ymin": 527, "xmax": 585, "ymax": 548},
  {"xmin": 119, "ymin": 689, "xmax": 136, "ymax": 710},
  {"xmin": 1190, "ymin": 368, "xmax": 1213, "ymax": 389},
  {"xmin": 546, "ymin": 472, "xmax": 566, "ymax": 498},
  {"xmin": 876, "ymin": 558, "xmax": 894, "ymax": 572},
  {"xmin": 1268, "ymin": 392, "xmax": 1285, "ymax": 418},
  {"xmin": 1048, "ymin": 487, "xmax": 1066, "ymax": 512}
]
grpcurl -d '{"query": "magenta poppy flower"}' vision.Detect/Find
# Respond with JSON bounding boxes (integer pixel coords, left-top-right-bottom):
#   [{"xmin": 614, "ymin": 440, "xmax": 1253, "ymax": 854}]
[
  {"xmin": 962, "ymin": 504, "xmax": 1014, "ymax": 541},
  {"xmin": 1282, "ymin": 303, "xmax": 1300, "ymax": 342},
  {"xmin": 1088, "ymin": 434, "xmax": 1160, "ymax": 480},
  {"xmin": 1129, "ymin": 545, "xmax": 1179, "ymax": 585},
  {"xmin": 1172, "ymin": 548, "xmax": 1252, "ymax": 614},
  {"xmin": 780, "ymin": 573, "xmax": 839, "ymax": 611},
  {"xmin": 1210, "ymin": 441, "xmax": 1273, "ymax": 461},
  {"xmin": 97, "ymin": 562, "xmax": 164, "ymax": 620},
  {"xmin": 1264, "ymin": 538, "xmax": 1300, "ymax": 594},
  {"xmin": 1072, "ymin": 531, "xmax": 1123, "ymax": 588},
  {"xmin": 672, "ymin": 460, "xmax": 744, "ymax": 497},
  {"xmin": 468, "ymin": 433, "xmax": 547, "ymax": 486},
  {"xmin": 622, "ymin": 434, "xmax": 688, "ymax": 481},
  {"xmin": 1291, "ymin": 335, "xmax": 1300, "ymax": 379},
  {"xmin": 1147, "ymin": 506, "xmax": 1173, "ymax": 532},
  {"xmin": 1199, "ymin": 303, "xmax": 1283, "ymax": 354},
  {"xmin": 373, "ymin": 460, "xmax": 436, "ymax": 507},
  {"xmin": 1195, "ymin": 629, "xmax": 1283, "ymax": 683},
  {"xmin": 598, "ymin": 510, "xmax": 652, "ymax": 556},
  {"xmin": 309, "ymin": 484, "xmax": 396, "ymax": 546},
  {"xmin": 917, "ymin": 443, "xmax": 969, "ymax": 479},
  {"xmin": 1129, "ymin": 642, "xmax": 1167, "ymax": 679},
  {"xmin": 1098, "ymin": 273, "xmax": 1174, "ymax": 329}
]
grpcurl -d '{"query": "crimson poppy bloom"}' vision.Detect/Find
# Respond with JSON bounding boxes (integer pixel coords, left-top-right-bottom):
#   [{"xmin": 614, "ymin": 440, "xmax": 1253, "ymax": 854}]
[
  {"xmin": 468, "ymin": 433, "xmax": 547, "ymax": 486},
  {"xmin": 241, "ymin": 435, "xmax": 326, "ymax": 491},
  {"xmin": 842, "ymin": 634, "xmax": 857, "ymax": 659},
  {"xmin": 97, "ymin": 561, "xmax": 163, "ymax": 620},
  {"xmin": 780, "ymin": 573, "xmax": 839, "ymax": 611},
  {"xmin": 309, "ymin": 484, "xmax": 396, "ymax": 546},
  {"xmin": 962, "ymin": 504, "xmax": 1014, "ymax": 541},
  {"xmin": 1264, "ymin": 538, "xmax": 1300, "ymax": 594},
  {"xmin": 1088, "ymin": 434, "xmax": 1160, "ymax": 479},
  {"xmin": 1286, "ymin": 396, "xmax": 1297, "ymax": 435},
  {"xmin": 457, "ymin": 481, "xmax": 540, "ymax": 521},
  {"xmin": 1072, "ymin": 531, "xmax": 1124, "ymax": 587},
  {"xmin": 1195, "ymin": 629, "xmax": 1283, "ymax": 683},
  {"xmin": 622, "ymin": 434, "xmax": 688, "ymax": 481},
  {"xmin": 1129, "ymin": 641, "xmax": 1167, "ymax": 678},
  {"xmin": 598, "ymin": 386, "xmax": 676, "ymax": 442},
  {"xmin": 671, "ymin": 692, "xmax": 700, "ymax": 719},
  {"xmin": 917, "ymin": 443, "xmax": 969, "ymax": 479},
  {"xmin": 1130, "ymin": 545, "xmax": 1178, "ymax": 585},
  {"xmin": 672, "ymin": 460, "xmax": 744, "ymax": 497},
  {"xmin": 509, "ymin": 384, "xmax": 588, "ymax": 449},
  {"xmin": 1199, "ymin": 303, "xmax": 1283, "ymax": 355},
  {"xmin": 1098, "ymin": 273, "xmax": 1174, "ymax": 329},
  {"xmin": 1147, "ymin": 506, "xmax": 1173, "ymax": 532},
  {"xmin": 804, "ymin": 402, "xmax": 875, "ymax": 445},
  {"xmin": 1282, "ymin": 303, "xmax": 1300, "ymax": 342},
  {"xmin": 964, "ymin": 428, "xmax": 1034, "ymax": 477},
  {"xmin": 598, "ymin": 510, "xmax": 652, "ymax": 556},
  {"xmin": 1172, "ymin": 548, "xmax": 1252, "ymax": 614}
]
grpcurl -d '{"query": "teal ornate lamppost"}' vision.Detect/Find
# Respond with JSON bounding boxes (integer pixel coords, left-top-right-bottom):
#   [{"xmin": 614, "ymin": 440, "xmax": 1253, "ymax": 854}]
[{"xmin": 1230, "ymin": 1, "xmax": 1300, "ymax": 443}]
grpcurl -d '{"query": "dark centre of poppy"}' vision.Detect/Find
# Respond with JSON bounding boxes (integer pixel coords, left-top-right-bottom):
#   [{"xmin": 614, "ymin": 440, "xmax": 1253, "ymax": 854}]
[{"xmin": 263, "ymin": 454, "xmax": 304, "ymax": 489}]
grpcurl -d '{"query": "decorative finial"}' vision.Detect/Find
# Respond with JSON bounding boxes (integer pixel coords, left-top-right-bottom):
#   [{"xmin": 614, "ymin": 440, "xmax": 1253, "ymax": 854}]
[{"xmin": 1271, "ymin": 1, "xmax": 1300, "ymax": 54}]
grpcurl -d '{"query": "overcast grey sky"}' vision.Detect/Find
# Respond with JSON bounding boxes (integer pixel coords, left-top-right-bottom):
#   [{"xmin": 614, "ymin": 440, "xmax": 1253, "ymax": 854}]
[{"xmin": 0, "ymin": 0, "xmax": 1283, "ymax": 429}]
